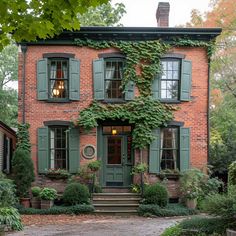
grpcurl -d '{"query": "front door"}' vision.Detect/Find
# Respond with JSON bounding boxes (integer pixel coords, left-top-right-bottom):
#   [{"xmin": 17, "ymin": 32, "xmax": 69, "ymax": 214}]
[{"xmin": 103, "ymin": 135, "xmax": 132, "ymax": 187}]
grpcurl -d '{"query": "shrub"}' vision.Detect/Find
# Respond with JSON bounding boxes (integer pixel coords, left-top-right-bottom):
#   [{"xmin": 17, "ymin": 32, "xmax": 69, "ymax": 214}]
[
  {"xmin": 0, "ymin": 173, "xmax": 16, "ymax": 207},
  {"xmin": 31, "ymin": 186, "xmax": 41, "ymax": 197},
  {"xmin": 63, "ymin": 183, "xmax": 89, "ymax": 205},
  {"xmin": 12, "ymin": 148, "xmax": 35, "ymax": 197},
  {"xmin": 228, "ymin": 161, "xmax": 236, "ymax": 186},
  {"xmin": 143, "ymin": 183, "xmax": 168, "ymax": 207},
  {"xmin": 161, "ymin": 225, "xmax": 182, "ymax": 236},
  {"xmin": 202, "ymin": 192, "xmax": 236, "ymax": 219},
  {"xmin": 179, "ymin": 216, "xmax": 236, "ymax": 235},
  {"xmin": 0, "ymin": 207, "xmax": 23, "ymax": 231},
  {"xmin": 40, "ymin": 188, "xmax": 57, "ymax": 200},
  {"xmin": 87, "ymin": 160, "xmax": 101, "ymax": 172},
  {"xmin": 18, "ymin": 204, "xmax": 94, "ymax": 215},
  {"xmin": 138, "ymin": 204, "xmax": 197, "ymax": 217}
]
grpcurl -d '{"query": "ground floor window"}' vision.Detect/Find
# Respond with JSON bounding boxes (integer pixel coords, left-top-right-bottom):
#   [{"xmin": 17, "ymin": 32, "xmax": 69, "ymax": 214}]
[
  {"xmin": 49, "ymin": 127, "xmax": 68, "ymax": 169},
  {"xmin": 160, "ymin": 127, "xmax": 178, "ymax": 170}
]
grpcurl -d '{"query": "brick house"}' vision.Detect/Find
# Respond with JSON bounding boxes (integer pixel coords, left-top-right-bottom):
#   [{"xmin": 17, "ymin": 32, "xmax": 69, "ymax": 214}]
[
  {"xmin": 0, "ymin": 121, "xmax": 16, "ymax": 173},
  {"xmin": 18, "ymin": 3, "xmax": 221, "ymax": 197}
]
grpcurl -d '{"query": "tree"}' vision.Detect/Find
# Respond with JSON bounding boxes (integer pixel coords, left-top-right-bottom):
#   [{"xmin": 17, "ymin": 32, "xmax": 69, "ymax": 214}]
[
  {"xmin": 79, "ymin": 2, "xmax": 126, "ymax": 26},
  {"xmin": 187, "ymin": 0, "xmax": 236, "ymax": 175},
  {"xmin": 0, "ymin": 0, "xmax": 109, "ymax": 49},
  {"xmin": 0, "ymin": 43, "xmax": 18, "ymax": 126}
]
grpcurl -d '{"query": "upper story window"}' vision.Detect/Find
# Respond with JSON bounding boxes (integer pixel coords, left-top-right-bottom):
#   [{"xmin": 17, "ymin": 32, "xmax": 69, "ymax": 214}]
[
  {"xmin": 37, "ymin": 54, "xmax": 80, "ymax": 102},
  {"xmin": 104, "ymin": 59, "xmax": 124, "ymax": 100},
  {"xmin": 49, "ymin": 59, "xmax": 69, "ymax": 99},
  {"xmin": 160, "ymin": 60, "xmax": 180, "ymax": 100},
  {"xmin": 93, "ymin": 56, "xmax": 134, "ymax": 102},
  {"xmin": 152, "ymin": 55, "xmax": 192, "ymax": 102}
]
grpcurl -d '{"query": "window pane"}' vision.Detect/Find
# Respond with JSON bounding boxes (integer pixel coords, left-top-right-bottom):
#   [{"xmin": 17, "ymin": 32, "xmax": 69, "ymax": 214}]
[{"xmin": 107, "ymin": 137, "xmax": 121, "ymax": 164}]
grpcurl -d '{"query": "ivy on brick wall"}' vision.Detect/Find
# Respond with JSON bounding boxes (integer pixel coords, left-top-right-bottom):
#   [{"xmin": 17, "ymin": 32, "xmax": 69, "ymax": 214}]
[
  {"xmin": 75, "ymin": 38, "xmax": 215, "ymax": 149},
  {"xmin": 78, "ymin": 96, "xmax": 175, "ymax": 149}
]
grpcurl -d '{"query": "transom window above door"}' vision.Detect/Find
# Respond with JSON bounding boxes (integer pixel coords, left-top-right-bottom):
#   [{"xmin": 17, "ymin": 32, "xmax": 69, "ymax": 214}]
[{"xmin": 104, "ymin": 59, "xmax": 125, "ymax": 100}]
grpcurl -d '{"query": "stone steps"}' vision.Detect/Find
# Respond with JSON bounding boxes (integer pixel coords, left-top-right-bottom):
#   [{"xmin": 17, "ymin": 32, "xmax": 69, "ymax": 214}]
[{"xmin": 92, "ymin": 192, "xmax": 141, "ymax": 215}]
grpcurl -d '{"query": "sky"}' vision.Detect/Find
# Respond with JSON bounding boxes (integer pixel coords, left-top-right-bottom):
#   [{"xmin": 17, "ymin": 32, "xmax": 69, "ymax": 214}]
[{"xmin": 112, "ymin": 0, "xmax": 211, "ymax": 27}]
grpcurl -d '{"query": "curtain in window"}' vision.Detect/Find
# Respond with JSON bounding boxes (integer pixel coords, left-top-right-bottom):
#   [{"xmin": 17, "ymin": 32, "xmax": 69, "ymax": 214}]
[
  {"xmin": 105, "ymin": 64, "xmax": 116, "ymax": 90},
  {"xmin": 160, "ymin": 130, "xmax": 164, "ymax": 162},
  {"xmin": 172, "ymin": 129, "xmax": 176, "ymax": 169}
]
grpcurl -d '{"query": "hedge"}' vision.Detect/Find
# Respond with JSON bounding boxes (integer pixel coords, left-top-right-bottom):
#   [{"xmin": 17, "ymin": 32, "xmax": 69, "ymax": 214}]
[
  {"xmin": 18, "ymin": 204, "xmax": 94, "ymax": 215},
  {"xmin": 138, "ymin": 203, "xmax": 197, "ymax": 217}
]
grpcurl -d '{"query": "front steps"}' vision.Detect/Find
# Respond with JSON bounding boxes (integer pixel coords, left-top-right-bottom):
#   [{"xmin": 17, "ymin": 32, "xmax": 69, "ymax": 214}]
[{"xmin": 92, "ymin": 192, "xmax": 141, "ymax": 215}]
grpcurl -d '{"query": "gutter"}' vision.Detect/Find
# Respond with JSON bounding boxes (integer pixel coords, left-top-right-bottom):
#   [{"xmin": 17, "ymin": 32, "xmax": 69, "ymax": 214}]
[
  {"xmin": 21, "ymin": 45, "xmax": 27, "ymax": 124},
  {"xmin": 207, "ymin": 57, "xmax": 211, "ymax": 165}
]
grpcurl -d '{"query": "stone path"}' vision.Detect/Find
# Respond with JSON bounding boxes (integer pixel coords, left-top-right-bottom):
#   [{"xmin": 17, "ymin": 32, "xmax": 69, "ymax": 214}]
[{"xmin": 7, "ymin": 215, "xmax": 186, "ymax": 236}]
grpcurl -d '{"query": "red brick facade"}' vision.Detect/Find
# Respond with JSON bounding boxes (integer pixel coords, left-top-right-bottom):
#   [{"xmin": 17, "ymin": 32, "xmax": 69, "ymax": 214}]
[{"xmin": 18, "ymin": 42, "xmax": 209, "ymax": 196}]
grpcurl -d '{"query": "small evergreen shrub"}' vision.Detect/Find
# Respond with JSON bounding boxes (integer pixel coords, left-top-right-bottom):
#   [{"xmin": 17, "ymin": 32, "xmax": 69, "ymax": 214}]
[
  {"xmin": 18, "ymin": 204, "xmax": 94, "ymax": 215},
  {"xmin": 0, "ymin": 173, "xmax": 16, "ymax": 207},
  {"xmin": 40, "ymin": 188, "xmax": 57, "ymax": 200},
  {"xmin": 143, "ymin": 183, "xmax": 168, "ymax": 206},
  {"xmin": 179, "ymin": 216, "xmax": 236, "ymax": 235},
  {"xmin": 0, "ymin": 207, "xmax": 23, "ymax": 231},
  {"xmin": 63, "ymin": 183, "xmax": 89, "ymax": 205},
  {"xmin": 12, "ymin": 148, "xmax": 35, "ymax": 197},
  {"xmin": 31, "ymin": 186, "xmax": 41, "ymax": 197},
  {"xmin": 138, "ymin": 204, "xmax": 197, "ymax": 217}
]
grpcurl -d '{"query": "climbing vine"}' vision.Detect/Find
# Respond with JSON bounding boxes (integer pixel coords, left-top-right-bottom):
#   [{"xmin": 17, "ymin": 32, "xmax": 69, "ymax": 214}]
[
  {"xmin": 78, "ymin": 96, "xmax": 175, "ymax": 149},
  {"xmin": 75, "ymin": 39, "xmax": 170, "ymax": 96},
  {"xmin": 75, "ymin": 38, "xmax": 215, "ymax": 149}
]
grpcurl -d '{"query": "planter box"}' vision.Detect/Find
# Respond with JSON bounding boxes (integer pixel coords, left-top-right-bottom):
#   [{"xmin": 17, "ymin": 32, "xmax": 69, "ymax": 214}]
[
  {"xmin": 31, "ymin": 197, "xmax": 41, "ymax": 209},
  {"xmin": 159, "ymin": 174, "xmax": 180, "ymax": 180},
  {"xmin": 227, "ymin": 229, "xmax": 236, "ymax": 236},
  {"xmin": 185, "ymin": 199, "xmax": 197, "ymax": 209},
  {"xmin": 40, "ymin": 200, "xmax": 54, "ymax": 209},
  {"xmin": 20, "ymin": 198, "xmax": 30, "ymax": 208}
]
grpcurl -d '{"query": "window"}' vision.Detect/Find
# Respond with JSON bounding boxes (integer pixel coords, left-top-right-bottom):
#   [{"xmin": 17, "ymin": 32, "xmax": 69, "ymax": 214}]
[
  {"xmin": 37, "ymin": 56, "xmax": 80, "ymax": 101},
  {"xmin": 152, "ymin": 57, "xmax": 192, "ymax": 102},
  {"xmin": 93, "ymin": 57, "xmax": 134, "ymax": 101},
  {"xmin": 160, "ymin": 127, "xmax": 178, "ymax": 170},
  {"xmin": 160, "ymin": 60, "xmax": 180, "ymax": 100},
  {"xmin": 104, "ymin": 59, "xmax": 124, "ymax": 100},
  {"xmin": 49, "ymin": 59, "xmax": 68, "ymax": 99},
  {"xmin": 38, "ymin": 125, "xmax": 80, "ymax": 174},
  {"xmin": 149, "ymin": 126, "xmax": 190, "ymax": 173},
  {"xmin": 49, "ymin": 127, "xmax": 68, "ymax": 169}
]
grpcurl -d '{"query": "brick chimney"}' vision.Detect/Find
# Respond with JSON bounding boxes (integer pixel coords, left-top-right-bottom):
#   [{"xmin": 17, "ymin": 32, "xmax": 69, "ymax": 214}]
[{"xmin": 156, "ymin": 2, "xmax": 170, "ymax": 27}]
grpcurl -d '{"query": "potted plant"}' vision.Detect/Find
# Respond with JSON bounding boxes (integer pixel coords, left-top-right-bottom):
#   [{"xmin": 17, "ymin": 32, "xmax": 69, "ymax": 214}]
[
  {"xmin": 39, "ymin": 187, "xmax": 57, "ymax": 209},
  {"xmin": 87, "ymin": 160, "xmax": 101, "ymax": 193},
  {"xmin": 11, "ymin": 148, "xmax": 35, "ymax": 208},
  {"xmin": 180, "ymin": 169, "xmax": 205, "ymax": 209},
  {"xmin": 31, "ymin": 186, "xmax": 41, "ymax": 209}
]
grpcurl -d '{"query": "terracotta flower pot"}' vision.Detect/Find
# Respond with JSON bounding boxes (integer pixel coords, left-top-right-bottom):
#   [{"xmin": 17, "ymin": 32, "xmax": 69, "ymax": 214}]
[
  {"xmin": 20, "ymin": 198, "xmax": 31, "ymax": 208},
  {"xmin": 40, "ymin": 199, "xmax": 54, "ymax": 209},
  {"xmin": 186, "ymin": 198, "xmax": 197, "ymax": 209}
]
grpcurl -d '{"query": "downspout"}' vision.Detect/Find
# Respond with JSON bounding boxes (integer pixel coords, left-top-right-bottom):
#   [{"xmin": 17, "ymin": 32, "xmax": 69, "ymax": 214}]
[
  {"xmin": 207, "ymin": 56, "xmax": 211, "ymax": 167},
  {"xmin": 21, "ymin": 45, "xmax": 27, "ymax": 124}
]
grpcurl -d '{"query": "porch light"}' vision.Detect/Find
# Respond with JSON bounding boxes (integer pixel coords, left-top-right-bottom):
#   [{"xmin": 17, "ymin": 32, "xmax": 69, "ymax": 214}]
[{"xmin": 112, "ymin": 129, "xmax": 117, "ymax": 135}]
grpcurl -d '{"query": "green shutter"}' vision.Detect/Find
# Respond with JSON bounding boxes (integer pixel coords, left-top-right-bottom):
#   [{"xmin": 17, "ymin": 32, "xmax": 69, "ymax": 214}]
[
  {"xmin": 37, "ymin": 58, "xmax": 48, "ymax": 100},
  {"xmin": 149, "ymin": 128, "xmax": 160, "ymax": 174},
  {"xmin": 69, "ymin": 127, "xmax": 80, "ymax": 174},
  {"xmin": 180, "ymin": 127, "xmax": 190, "ymax": 172},
  {"xmin": 37, "ymin": 127, "xmax": 49, "ymax": 173},
  {"xmin": 180, "ymin": 60, "xmax": 192, "ymax": 101},
  {"xmin": 69, "ymin": 58, "xmax": 80, "ymax": 100},
  {"xmin": 93, "ymin": 58, "xmax": 104, "ymax": 100},
  {"xmin": 125, "ymin": 81, "xmax": 134, "ymax": 100},
  {"xmin": 152, "ymin": 76, "xmax": 160, "ymax": 100}
]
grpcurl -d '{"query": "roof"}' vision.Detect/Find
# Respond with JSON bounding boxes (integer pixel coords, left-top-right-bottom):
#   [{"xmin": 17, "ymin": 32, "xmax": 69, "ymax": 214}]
[
  {"xmin": 22, "ymin": 26, "xmax": 222, "ymax": 45},
  {"xmin": 0, "ymin": 120, "xmax": 16, "ymax": 137}
]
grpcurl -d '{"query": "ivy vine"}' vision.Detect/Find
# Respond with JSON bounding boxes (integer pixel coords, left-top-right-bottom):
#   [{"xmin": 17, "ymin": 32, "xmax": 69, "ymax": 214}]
[
  {"xmin": 16, "ymin": 123, "xmax": 31, "ymax": 153},
  {"xmin": 78, "ymin": 96, "xmax": 175, "ymax": 149},
  {"xmin": 75, "ymin": 39, "xmax": 169, "ymax": 96}
]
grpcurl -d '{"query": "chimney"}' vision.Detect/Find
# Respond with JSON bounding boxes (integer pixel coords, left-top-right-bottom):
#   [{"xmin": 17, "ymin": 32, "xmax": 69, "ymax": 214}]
[{"xmin": 156, "ymin": 2, "xmax": 170, "ymax": 27}]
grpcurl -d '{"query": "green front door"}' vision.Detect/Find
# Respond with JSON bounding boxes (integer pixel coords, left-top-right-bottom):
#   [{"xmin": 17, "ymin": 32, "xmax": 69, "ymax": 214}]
[{"xmin": 103, "ymin": 135, "xmax": 132, "ymax": 187}]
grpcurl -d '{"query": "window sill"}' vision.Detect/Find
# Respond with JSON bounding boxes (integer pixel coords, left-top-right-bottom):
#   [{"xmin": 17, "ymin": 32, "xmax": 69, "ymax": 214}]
[
  {"xmin": 158, "ymin": 173, "xmax": 180, "ymax": 180},
  {"xmin": 160, "ymin": 100, "xmax": 181, "ymax": 104},
  {"xmin": 46, "ymin": 99, "xmax": 71, "ymax": 103}
]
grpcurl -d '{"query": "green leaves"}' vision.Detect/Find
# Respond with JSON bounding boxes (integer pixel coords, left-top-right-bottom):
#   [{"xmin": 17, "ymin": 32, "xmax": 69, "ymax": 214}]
[{"xmin": 78, "ymin": 96, "xmax": 174, "ymax": 149}]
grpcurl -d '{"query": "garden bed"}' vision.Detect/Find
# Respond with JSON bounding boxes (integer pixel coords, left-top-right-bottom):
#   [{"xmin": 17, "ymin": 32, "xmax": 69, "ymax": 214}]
[{"xmin": 138, "ymin": 203, "xmax": 197, "ymax": 217}]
